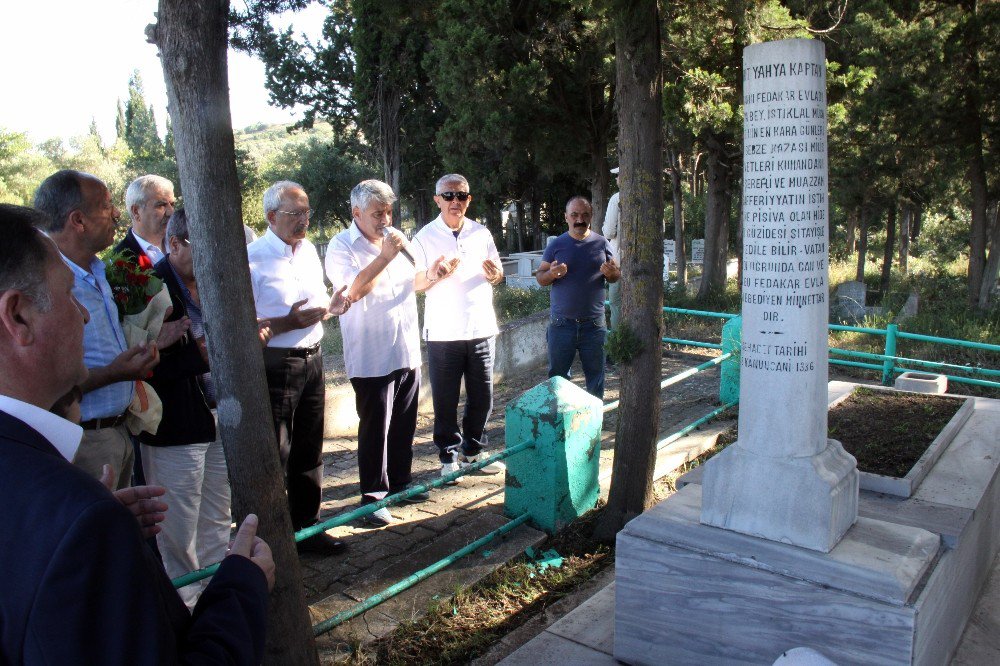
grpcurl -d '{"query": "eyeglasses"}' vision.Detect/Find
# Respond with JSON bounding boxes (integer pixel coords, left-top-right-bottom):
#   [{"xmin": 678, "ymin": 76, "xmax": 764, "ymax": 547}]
[
  {"xmin": 437, "ymin": 192, "xmax": 471, "ymax": 202},
  {"xmin": 179, "ymin": 237, "xmax": 191, "ymax": 246},
  {"xmin": 277, "ymin": 209, "xmax": 314, "ymax": 219}
]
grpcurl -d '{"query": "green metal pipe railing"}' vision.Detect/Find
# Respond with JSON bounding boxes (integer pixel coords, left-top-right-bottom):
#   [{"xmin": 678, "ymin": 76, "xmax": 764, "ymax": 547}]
[
  {"xmin": 172, "ymin": 440, "xmax": 537, "ymax": 589},
  {"xmin": 312, "ymin": 513, "xmax": 532, "ymax": 636},
  {"xmin": 656, "ymin": 402, "xmax": 739, "ymax": 452},
  {"xmin": 603, "ymin": 353, "xmax": 731, "ymax": 413},
  {"xmin": 663, "ymin": 306, "xmax": 739, "ymax": 320},
  {"xmin": 829, "ymin": 348, "xmax": 1000, "ymax": 378},
  {"xmin": 662, "ymin": 336, "xmax": 723, "ymax": 350}
]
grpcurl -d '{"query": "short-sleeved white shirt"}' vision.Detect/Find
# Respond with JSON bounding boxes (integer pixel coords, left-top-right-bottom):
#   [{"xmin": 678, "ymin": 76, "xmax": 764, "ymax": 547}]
[
  {"xmin": 247, "ymin": 228, "xmax": 328, "ymax": 349},
  {"xmin": 412, "ymin": 215, "xmax": 501, "ymax": 342},
  {"xmin": 325, "ymin": 222, "xmax": 421, "ymax": 378}
]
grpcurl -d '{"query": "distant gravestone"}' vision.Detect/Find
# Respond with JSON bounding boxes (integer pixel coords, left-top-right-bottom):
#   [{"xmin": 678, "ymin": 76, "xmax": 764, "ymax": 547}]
[
  {"xmin": 691, "ymin": 239, "xmax": 705, "ymax": 263},
  {"xmin": 834, "ymin": 281, "xmax": 866, "ymax": 322},
  {"xmin": 663, "ymin": 239, "xmax": 676, "ymax": 262},
  {"xmin": 661, "ymin": 255, "xmax": 670, "ymax": 282}
]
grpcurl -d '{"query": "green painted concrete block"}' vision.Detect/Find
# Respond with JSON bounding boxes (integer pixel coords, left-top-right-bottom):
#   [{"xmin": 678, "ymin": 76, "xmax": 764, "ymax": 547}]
[
  {"xmin": 721, "ymin": 316, "xmax": 742, "ymax": 404},
  {"xmin": 504, "ymin": 376, "xmax": 603, "ymax": 534}
]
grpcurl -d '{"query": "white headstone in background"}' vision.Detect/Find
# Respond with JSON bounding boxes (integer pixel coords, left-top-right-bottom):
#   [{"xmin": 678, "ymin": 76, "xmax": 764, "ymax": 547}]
[
  {"xmin": 662, "ymin": 255, "xmax": 671, "ymax": 282},
  {"xmin": 691, "ymin": 239, "xmax": 705, "ymax": 263},
  {"xmin": 700, "ymin": 38, "xmax": 858, "ymax": 553},
  {"xmin": 663, "ymin": 239, "xmax": 676, "ymax": 262}
]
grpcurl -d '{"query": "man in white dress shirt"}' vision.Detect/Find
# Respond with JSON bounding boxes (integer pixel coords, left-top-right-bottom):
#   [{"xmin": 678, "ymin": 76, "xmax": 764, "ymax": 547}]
[
  {"xmin": 412, "ymin": 174, "xmax": 505, "ymax": 482},
  {"xmin": 325, "ymin": 179, "xmax": 454, "ymax": 526},
  {"xmin": 248, "ymin": 181, "xmax": 350, "ymax": 555}
]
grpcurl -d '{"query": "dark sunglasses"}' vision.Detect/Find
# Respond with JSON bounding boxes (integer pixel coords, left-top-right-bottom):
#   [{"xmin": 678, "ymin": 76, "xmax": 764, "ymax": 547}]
[{"xmin": 438, "ymin": 191, "xmax": 471, "ymax": 202}]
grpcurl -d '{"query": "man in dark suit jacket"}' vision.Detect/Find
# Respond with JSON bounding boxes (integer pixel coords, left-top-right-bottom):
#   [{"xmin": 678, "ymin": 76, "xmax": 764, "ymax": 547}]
[
  {"xmin": 115, "ymin": 174, "xmax": 177, "ymax": 268},
  {"xmin": 0, "ymin": 204, "xmax": 273, "ymax": 664}
]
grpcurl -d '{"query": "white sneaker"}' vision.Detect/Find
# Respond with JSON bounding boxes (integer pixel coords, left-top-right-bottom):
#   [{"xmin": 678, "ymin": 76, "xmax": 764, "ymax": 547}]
[
  {"xmin": 461, "ymin": 453, "xmax": 506, "ymax": 475},
  {"xmin": 441, "ymin": 461, "xmax": 462, "ymax": 485},
  {"xmin": 363, "ymin": 507, "xmax": 395, "ymax": 527}
]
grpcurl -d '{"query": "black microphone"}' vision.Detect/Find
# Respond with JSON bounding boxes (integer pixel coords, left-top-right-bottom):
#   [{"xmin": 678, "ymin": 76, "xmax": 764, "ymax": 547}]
[{"xmin": 383, "ymin": 227, "xmax": 415, "ymax": 266}]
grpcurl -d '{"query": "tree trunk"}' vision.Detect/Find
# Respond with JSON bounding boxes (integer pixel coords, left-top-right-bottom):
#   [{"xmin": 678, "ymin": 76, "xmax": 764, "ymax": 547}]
[
  {"xmin": 413, "ymin": 188, "xmax": 432, "ymax": 230},
  {"xmin": 154, "ymin": 2, "xmax": 319, "ymax": 663},
  {"xmin": 591, "ymin": 151, "xmax": 610, "ymax": 231},
  {"xmin": 899, "ymin": 204, "xmax": 910, "ymax": 274},
  {"xmin": 958, "ymin": 0, "xmax": 990, "ymax": 307},
  {"xmin": 530, "ymin": 189, "xmax": 541, "ymax": 250},
  {"xmin": 845, "ymin": 208, "xmax": 858, "ymax": 255},
  {"xmin": 978, "ymin": 201, "xmax": 1000, "ymax": 308},
  {"xmin": 594, "ymin": 0, "xmax": 663, "ymax": 542},
  {"xmin": 880, "ymin": 204, "xmax": 896, "ymax": 295},
  {"xmin": 669, "ymin": 147, "xmax": 686, "ymax": 285},
  {"xmin": 697, "ymin": 133, "xmax": 731, "ymax": 299},
  {"xmin": 855, "ymin": 203, "xmax": 869, "ymax": 282},
  {"xmin": 514, "ymin": 199, "xmax": 525, "ymax": 253}
]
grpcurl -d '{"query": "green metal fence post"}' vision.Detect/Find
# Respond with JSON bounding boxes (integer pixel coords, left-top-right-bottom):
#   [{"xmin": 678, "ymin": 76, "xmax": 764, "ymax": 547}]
[
  {"xmin": 882, "ymin": 323, "xmax": 898, "ymax": 385},
  {"xmin": 504, "ymin": 376, "xmax": 603, "ymax": 534},
  {"xmin": 720, "ymin": 316, "xmax": 742, "ymax": 403}
]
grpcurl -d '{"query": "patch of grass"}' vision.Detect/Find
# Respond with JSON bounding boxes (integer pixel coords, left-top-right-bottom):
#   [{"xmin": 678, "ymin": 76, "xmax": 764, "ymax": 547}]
[
  {"xmin": 350, "ymin": 507, "xmax": 612, "ymax": 665},
  {"xmin": 494, "ymin": 284, "xmax": 550, "ymax": 324}
]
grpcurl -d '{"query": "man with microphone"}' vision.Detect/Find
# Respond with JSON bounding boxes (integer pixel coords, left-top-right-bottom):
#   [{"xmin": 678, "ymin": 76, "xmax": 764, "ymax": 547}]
[{"xmin": 325, "ymin": 180, "xmax": 456, "ymax": 526}]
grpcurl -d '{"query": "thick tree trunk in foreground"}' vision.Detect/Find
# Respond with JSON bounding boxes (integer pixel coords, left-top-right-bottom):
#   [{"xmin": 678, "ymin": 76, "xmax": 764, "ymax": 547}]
[
  {"xmin": 595, "ymin": 0, "xmax": 663, "ymax": 542},
  {"xmin": 153, "ymin": 2, "xmax": 319, "ymax": 663},
  {"xmin": 698, "ymin": 133, "xmax": 732, "ymax": 299}
]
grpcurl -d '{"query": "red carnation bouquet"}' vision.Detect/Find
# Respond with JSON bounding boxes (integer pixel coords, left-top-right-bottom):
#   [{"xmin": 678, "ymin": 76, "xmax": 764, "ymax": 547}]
[{"xmin": 103, "ymin": 250, "xmax": 164, "ymax": 319}]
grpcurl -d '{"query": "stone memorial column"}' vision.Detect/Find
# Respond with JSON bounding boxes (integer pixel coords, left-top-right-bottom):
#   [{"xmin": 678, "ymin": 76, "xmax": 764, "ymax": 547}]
[{"xmin": 701, "ymin": 39, "xmax": 858, "ymax": 552}]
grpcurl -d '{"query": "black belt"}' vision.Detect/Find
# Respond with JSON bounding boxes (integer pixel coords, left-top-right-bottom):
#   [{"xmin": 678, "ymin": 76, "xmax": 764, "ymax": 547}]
[
  {"xmin": 80, "ymin": 413, "xmax": 128, "ymax": 431},
  {"xmin": 266, "ymin": 343, "xmax": 322, "ymax": 359}
]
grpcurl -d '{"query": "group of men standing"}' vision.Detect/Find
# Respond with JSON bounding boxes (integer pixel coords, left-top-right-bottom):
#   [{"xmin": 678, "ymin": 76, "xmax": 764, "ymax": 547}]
[{"xmin": 0, "ymin": 160, "xmax": 622, "ymax": 661}]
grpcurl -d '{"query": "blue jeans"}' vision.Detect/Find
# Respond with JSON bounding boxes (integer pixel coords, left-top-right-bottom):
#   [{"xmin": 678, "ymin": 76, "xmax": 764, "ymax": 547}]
[{"xmin": 547, "ymin": 316, "xmax": 607, "ymax": 399}]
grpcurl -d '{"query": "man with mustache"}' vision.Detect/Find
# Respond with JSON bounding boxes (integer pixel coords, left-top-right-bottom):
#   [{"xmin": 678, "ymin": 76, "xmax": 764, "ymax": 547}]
[
  {"xmin": 536, "ymin": 196, "xmax": 620, "ymax": 399},
  {"xmin": 248, "ymin": 181, "xmax": 351, "ymax": 555}
]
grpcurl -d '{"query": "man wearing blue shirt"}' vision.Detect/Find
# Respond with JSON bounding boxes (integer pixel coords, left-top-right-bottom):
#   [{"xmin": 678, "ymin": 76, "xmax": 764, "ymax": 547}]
[
  {"xmin": 34, "ymin": 170, "xmax": 186, "ymax": 488},
  {"xmin": 537, "ymin": 196, "xmax": 620, "ymax": 399}
]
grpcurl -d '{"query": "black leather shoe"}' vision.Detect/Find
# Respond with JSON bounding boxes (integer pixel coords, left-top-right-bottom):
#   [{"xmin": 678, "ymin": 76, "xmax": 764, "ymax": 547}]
[{"xmin": 296, "ymin": 532, "xmax": 347, "ymax": 556}]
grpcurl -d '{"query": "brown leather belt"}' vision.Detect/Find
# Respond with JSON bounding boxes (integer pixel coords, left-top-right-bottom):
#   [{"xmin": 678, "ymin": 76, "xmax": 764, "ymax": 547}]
[{"xmin": 80, "ymin": 413, "xmax": 128, "ymax": 431}]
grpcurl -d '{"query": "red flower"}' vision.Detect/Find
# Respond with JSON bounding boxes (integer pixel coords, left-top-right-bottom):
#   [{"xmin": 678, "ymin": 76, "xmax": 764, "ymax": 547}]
[
  {"xmin": 114, "ymin": 259, "xmax": 128, "ymax": 268},
  {"xmin": 115, "ymin": 292, "xmax": 128, "ymax": 303},
  {"xmin": 138, "ymin": 255, "xmax": 153, "ymax": 270}
]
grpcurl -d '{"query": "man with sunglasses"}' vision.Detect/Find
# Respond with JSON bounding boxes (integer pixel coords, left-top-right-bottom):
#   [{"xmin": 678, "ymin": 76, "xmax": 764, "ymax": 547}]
[
  {"xmin": 248, "ymin": 181, "xmax": 351, "ymax": 556},
  {"xmin": 412, "ymin": 175, "xmax": 505, "ymax": 483}
]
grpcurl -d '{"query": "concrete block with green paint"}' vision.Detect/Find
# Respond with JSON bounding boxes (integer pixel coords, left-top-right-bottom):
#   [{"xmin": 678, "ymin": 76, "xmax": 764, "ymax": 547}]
[
  {"xmin": 721, "ymin": 316, "xmax": 742, "ymax": 404},
  {"xmin": 504, "ymin": 376, "xmax": 603, "ymax": 534}
]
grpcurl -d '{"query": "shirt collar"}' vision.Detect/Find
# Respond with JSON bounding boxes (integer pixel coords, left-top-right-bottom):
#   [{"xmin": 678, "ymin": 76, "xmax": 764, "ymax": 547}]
[
  {"xmin": 131, "ymin": 229, "xmax": 162, "ymax": 255},
  {"xmin": 348, "ymin": 220, "xmax": 369, "ymax": 246},
  {"xmin": 432, "ymin": 214, "xmax": 467, "ymax": 236},
  {"xmin": 0, "ymin": 395, "xmax": 82, "ymax": 462},
  {"xmin": 263, "ymin": 227, "xmax": 299, "ymax": 257},
  {"xmin": 59, "ymin": 250, "xmax": 104, "ymax": 281}
]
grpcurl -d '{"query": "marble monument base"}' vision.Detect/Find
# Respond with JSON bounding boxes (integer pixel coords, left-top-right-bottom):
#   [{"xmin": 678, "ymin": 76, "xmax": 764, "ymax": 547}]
[
  {"xmin": 701, "ymin": 438, "xmax": 859, "ymax": 552},
  {"xmin": 616, "ymin": 484, "xmax": 941, "ymax": 665}
]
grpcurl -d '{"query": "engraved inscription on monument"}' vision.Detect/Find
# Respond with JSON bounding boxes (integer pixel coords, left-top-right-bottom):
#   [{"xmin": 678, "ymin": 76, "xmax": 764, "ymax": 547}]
[{"xmin": 738, "ymin": 41, "xmax": 831, "ymax": 455}]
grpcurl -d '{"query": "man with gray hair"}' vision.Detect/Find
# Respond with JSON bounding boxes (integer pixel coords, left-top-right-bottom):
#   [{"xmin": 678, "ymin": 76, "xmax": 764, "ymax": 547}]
[
  {"xmin": 116, "ymin": 174, "xmax": 177, "ymax": 267},
  {"xmin": 33, "ymin": 170, "xmax": 185, "ymax": 489},
  {"xmin": 248, "ymin": 181, "xmax": 351, "ymax": 556},
  {"xmin": 325, "ymin": 179, "xmax": 455, "ymax": 526},
  {"xmin": 412, "ymin": 174, "xmax": 505, "ymax": 482}
]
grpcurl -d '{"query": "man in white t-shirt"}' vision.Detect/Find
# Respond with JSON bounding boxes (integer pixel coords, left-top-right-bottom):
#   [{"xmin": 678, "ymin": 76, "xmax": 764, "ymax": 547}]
[
  {"xmin": 325, "ymin": 180, "xmax": 454, "ymax": 526},
  {"xmin": 412, "ymin": 174, "xmax": 505, "ymax": 482}
]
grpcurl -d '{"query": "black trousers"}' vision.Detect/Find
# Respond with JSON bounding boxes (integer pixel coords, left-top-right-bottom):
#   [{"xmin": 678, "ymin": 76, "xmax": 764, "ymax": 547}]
[
  {"xmin": 350, "ymin": 367, "xmax": 419, "ymax": 501},
  {"xmin": 427, "ymin": 337, "xmax": 495, "ymax": 463},
  {"xmin": 263, "ymin": 347, "xmax": 325, "ymax": 529}
]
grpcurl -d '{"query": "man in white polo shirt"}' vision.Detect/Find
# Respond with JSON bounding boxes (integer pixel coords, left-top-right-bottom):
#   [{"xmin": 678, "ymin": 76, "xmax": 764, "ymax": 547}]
[
  {"xmin": 248, "ymin": 180, "xmax": 351, "ymax": 555},
  {"xmin": 412, "ymin": 174, "xmax": 505, "ymax": 482},
  {"xmin": 325, "ymin": 179, "xmax": 454, "ymax": 526}
]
